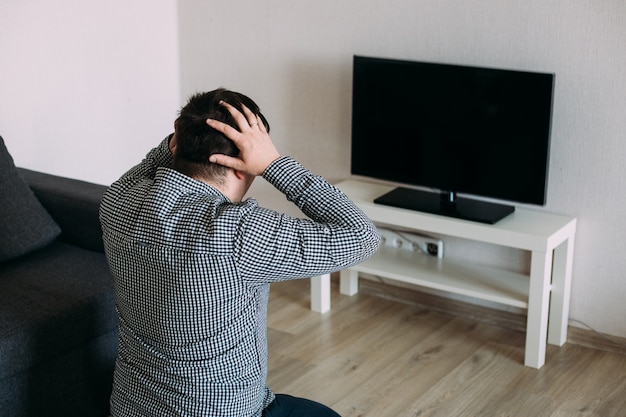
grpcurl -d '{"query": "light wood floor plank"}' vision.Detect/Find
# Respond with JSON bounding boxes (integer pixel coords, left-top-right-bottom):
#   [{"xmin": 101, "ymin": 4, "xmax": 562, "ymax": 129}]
[{"xmin": 266, "ymin": 277, "xmax": 626, "ymax": 417}]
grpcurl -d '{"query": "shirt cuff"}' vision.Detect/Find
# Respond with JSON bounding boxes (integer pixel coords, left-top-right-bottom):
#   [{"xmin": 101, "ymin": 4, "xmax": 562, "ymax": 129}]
[{"xmin": 262, "ymin": 156, "xmax": 310, "ymax": 195}]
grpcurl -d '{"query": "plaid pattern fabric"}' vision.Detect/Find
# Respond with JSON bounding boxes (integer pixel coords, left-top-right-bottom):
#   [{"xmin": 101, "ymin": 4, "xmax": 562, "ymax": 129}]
[{"xmin": 99, "ymin": 136, "xmax": 380, "ymax": 417}]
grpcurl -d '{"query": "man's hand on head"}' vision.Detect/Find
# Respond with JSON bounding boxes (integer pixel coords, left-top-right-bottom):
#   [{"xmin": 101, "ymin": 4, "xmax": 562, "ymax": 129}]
[{"xmin": 206, "ymin": 101, "xmax": 280, "ymax": 176}]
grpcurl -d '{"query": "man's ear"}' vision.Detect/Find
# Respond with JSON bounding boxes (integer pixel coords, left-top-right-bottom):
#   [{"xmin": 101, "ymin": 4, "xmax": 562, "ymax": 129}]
[
  {"xmin": 169, "ymin": 134, "xmax": 177, "ymax": 154},
  {"xmin": 233, "ymin": 169, "xmax": 246, "ymax": 180}
]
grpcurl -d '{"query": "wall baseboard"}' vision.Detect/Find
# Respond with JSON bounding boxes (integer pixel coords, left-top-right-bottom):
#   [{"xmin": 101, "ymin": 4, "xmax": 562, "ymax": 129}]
[{"xmin": 357, "ymin": 278, "xmax": 626, "ymax": 356}]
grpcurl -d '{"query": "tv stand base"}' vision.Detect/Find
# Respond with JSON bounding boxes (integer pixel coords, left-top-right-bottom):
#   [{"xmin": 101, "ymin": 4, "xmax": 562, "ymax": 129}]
[{"xmin": 374, "ymin": 187, "xmax": 515, "ymax": 224}]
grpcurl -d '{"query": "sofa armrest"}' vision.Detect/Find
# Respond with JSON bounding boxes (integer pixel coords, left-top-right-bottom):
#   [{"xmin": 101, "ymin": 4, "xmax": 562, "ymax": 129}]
[{"xmin": 17, "ymin": 168, "xmax": 108, "ymax": 253}]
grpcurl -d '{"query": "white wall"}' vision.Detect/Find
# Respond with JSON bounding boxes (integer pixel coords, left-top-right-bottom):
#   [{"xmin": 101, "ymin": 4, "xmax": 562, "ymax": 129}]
[
  {"xmin": 0, "ymin": 0, "xmax": 181, "ymax": 185},
  {"xmin": 177, "ymin": 0, "xmax": 626, "ymax": 338}
]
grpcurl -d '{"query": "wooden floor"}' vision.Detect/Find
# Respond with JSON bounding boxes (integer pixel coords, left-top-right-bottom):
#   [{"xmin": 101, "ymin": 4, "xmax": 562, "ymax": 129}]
[{"xmin": 266, "ymin": 277, "xmax": 626, "ymax": 417}]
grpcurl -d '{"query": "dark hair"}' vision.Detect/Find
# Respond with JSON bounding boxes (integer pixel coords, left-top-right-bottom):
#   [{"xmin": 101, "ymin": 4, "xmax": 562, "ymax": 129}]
[{"xmin": 173, "ymin": 88, "xmax": 269, "ymax": 181}]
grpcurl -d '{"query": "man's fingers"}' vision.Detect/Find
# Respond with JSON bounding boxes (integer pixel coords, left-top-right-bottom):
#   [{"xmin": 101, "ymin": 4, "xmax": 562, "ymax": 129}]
[
  {"xmin": 206, "ymin": 118, "xmax": 242, "ymax": 142},
  {"xmin": 208, "ymin": 153, "xmax": 242, "ymax": 170},
  {"xmin": 205, "ymin": 101, "xmax": 279, "ymax": 176},
  {"xmin": 254, "ymin": 114, "xmax": 268, "ymax": 133},
  {"xmin": 218, "ymin": 100, "xmax": 257, "ymax": 131},
  {"xmin": 240, "ymin": 104, "xmax": 260, "ymax": 127}
]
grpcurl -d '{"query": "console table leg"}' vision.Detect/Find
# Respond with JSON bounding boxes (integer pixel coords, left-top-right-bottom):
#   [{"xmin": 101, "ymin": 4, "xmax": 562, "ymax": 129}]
[
  {"xmin": 311, "ymin": 274, "xmax": 331, "ymax": 313},
  {"xmin": 548, "ymin": 236, "xmax": 575, "ymax": 346},
  {"xmin": 340, "ymin": 269, "xmax": 359, "ymax": 296},
  {"xmin": 525, "ymin": 250, "xmax": 553, "ymax": 368}
]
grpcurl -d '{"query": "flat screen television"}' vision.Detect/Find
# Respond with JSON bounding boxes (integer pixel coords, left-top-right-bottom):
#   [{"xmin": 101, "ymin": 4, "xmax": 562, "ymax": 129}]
[{"xmin": 351, "ymin": 55, "xmax": 555, "ymax": 224}]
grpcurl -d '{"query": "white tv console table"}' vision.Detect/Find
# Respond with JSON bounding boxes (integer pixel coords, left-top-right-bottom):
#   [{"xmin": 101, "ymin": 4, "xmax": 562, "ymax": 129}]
[{"xmin": 310, "ymin": 179, "xmax": 577, "ymax": 369}]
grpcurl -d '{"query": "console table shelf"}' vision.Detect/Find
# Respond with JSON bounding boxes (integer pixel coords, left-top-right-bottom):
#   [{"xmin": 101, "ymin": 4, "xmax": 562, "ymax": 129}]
[
  {"xmin": 310, "ymin": 179, "xmax": 577, "ymax": 369},
  {"xmin": 353, "ymin": 245, "xmax": 529, "ymax": 309}
]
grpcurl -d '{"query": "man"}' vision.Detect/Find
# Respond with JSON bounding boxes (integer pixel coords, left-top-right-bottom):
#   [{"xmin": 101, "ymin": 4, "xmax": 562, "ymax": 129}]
[{"xmin": 100, "ymin": 88, "xmax": 380, "ymax": 416}]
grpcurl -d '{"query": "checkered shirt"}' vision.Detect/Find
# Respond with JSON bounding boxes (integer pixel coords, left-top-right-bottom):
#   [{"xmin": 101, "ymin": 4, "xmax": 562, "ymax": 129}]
[{"xmin": 99, "ymin": 136, "xmax": 380, "ymax": 417}]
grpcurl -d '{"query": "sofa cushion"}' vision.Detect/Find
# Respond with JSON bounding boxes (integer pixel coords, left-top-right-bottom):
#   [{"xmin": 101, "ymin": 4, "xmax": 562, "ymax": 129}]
[
  {"xmin": 17, "ymin": 168, "xmax": 107, "ymax": 253},
  {"xmin": 0, "ymin": 241, "xmax": 118, "ymax": 378},
  {"xmin": 0, "ymin": 136, "xmax": 61, "ymax": 262}
]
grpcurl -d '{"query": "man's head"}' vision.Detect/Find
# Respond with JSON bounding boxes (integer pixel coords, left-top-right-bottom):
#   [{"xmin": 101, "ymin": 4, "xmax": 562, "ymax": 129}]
[{"xmin": 173, "ymin": 88, "xmax": 270, "ymax": 182}]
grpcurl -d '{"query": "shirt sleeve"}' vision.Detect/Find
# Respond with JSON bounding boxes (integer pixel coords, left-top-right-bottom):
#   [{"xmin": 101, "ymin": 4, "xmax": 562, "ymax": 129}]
[
  {"xmin": 235, "ymin": 156, "xmax": 381, "ymax": 284},
  {"xmin": 100, "ymin": 135, "xmax": 174, "ymax": 230}
]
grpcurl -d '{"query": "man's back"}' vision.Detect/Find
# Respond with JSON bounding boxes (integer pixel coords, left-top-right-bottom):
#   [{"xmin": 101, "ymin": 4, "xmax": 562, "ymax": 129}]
[{"xmin": 101, "ymin": 148, "xmax": 273, "ymax": 416}]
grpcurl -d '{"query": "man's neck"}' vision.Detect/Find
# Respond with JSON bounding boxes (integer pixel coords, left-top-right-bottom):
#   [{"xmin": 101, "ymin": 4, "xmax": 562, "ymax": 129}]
[{"xmin": 193, "ymin": 173, "xmax": 251, "ymax": 203}]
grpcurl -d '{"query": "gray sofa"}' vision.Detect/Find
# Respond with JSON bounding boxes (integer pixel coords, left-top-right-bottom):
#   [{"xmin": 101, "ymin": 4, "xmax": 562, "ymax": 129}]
[{"xmin": 0, "ymin": 136, "xmax": 117, "ymax": 417}]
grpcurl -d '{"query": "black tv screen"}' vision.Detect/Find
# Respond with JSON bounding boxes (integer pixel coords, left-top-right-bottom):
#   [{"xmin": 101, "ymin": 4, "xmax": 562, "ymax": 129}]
[{"xmin": 351, "ymin": 55, "xmax": 555, "ymax": 223}]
